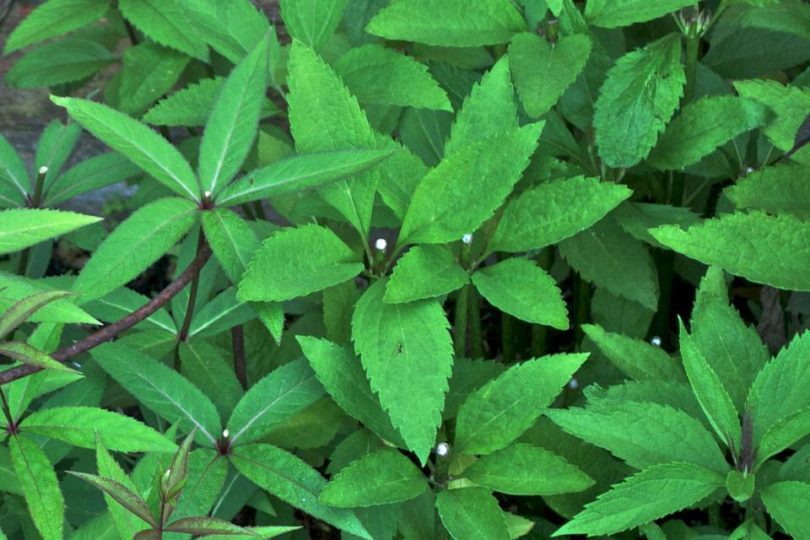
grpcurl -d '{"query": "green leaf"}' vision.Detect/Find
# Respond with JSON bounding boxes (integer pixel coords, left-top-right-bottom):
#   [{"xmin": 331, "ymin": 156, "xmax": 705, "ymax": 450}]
[
  {"xmin": 647, "ymin": 96, "xmax": 768, "ymax": 170},
  {"xmin": 455, "ymin": 353, "xmax": 588, "ymax": 455},
  {"xmin": 366, "ymin": 0, "xmax": 526, "ymax": 47},
  {"xmin": 72, "ymin": 197, "xmax": 198, "ymax": 301},
  {"xmin": 547, "ymin": 400, "xmax": 729, "ymax": 474},
  {"xmin": 227, "ymin": 358, "xmax": 324, "ymax": 446},
  {"xmin": 734, "ymin": 79, "xmax": 810, "ymax": 152},
  {"xmin": 188, "ymin": 290, "xmax": 253, "ymax": 337},
  {"xmin": 727, "ymin": 163, "xmax": 810, "ymax": 219},
  {"xmin": 164, "ymin": 516, "xmax": 253, "ymax": 535},
  {"xmin": 287, "ymin": 41, "xmax": 379, "ymax": 236},
  {"xmin": 320, "ymin": 449, "xmax": 428, "ymax": 507},
  {"xmin": 44, "ymin": 152, "xmax": 141, "ymax": 206},
  {"xmin": 95, "ymin": 442, "xmax": 150, "ymax": 537},
  {"xmin": 463, "ymin": 443, "xmax": 594, "ymax": 496},
  {"xmin": 489, "ymin": 176, "xmax": 632, "ymax": 254},
  {"xmin": 280, "ymin": 0, "xmax": 347, "ymax": 49},
  {"xmin": 179, "ymin": 341, "xmax": 242, "ymax": 419},
  {"xmin": 177, "ymin": 0, "xmax": 271, "ymax": 65},
  {"xmin": 0, "ymin": 274, "xmax": 98, "ymax": 325},
  {"xmin": 582, "ymin": 324, "xmax": 682, "ymax": 381},
  {"xmin": 594, "ymin": 34, "xmax": 685, "ymax": 168},
  {"xmin": 6, "ymin": 38, "xmax": 114, "ymax": 88},
  {"xmin": 352, "ymin": 279, "xmax": 453, "ymax": 462},
  {"xmin": 0, "ymin": 342, "xmax": 76, "ymax": 373},
  {"xmin": 68, "ymin": 471, "xmax": 156, "ymax": 527},
  {"xmin": 435, "ymin": 488, "xmax": 510, "ymax": 540},
  {"xmin": 92, "ymin": 342, "xmax": 222, "ymax": 446},
  {"xmin": 0, "ymin": 135, "xmax": 29, "ymax": 208},
  {"xmin": 554, "ymin": 463, "xmax": 724, "ymax": 537},
  {"xmin": 4, "ymin": 0, "xmax": 110, "ymax": 54},
  {"xmin": 335, "ymin": 44, "xmax": 451, "ymax": 111},
  {"xmin": 199, "ymin": 35, "xmax": 269, "ymax": 195},
  {"xmin": 85, "ymin": 287, "xmax": 177, "ymax": 334},
  {"xmin": 400, "ymin": 124, "xmax": 542, "ymax": 246},
  {"xmin": 20, "ymin": 406, "xmax": 177, "ymax": 453},
  {"xmin": 443, "ymin": 56, "xmax": 517, "ymax": 155},
  {"xmin": 144, "ymin": 78, "xmax": 226, "ymax": 127},
  {"xmin": 0, "ymin": 290, "xmax": 71, "ymax": 340},
  {"xmin": 119, "ymin": 0, "xmax": 208, "ymax": 60},
  {"xmin": 472, "ymin": 257, "xmax": 568, "ymax": 329},
  {"xmin": 385, "ymin": 245, "xmax": 469, "ymax": 304},
  {"xmin": 36, "ymin": 120, "xmax": 82, "ymax": 191},
  {"xmin": 679, "ymin": 321, "xmax": 742, "ymax": 454},
  {"xmin": 51, "ymin": 96, "xmax": 201, "ymax": 201},
  {"xmin": 612, "ymin": 202, "xmax": 701, "ymax": 249},
  {"xmin": 509, "ymin": 33, "xmax": 592, "ymax": 118},
  {"xmin": 747, "ymin": 332, "xmax": 810, "ymax": 464},
  {"xmin": 10, "ymin": 434, "xmax": 65, "ymax": 540},
  {"xmin": 217, "ymin": 149, "xmax": 392, "ymax": 207},
  {"xmin": 298, "ymin": 336, "xmax": 403, "ymax": 445},
  {"xmin": 585, "ymin": 0, "xmax": 697, "ymax": 28},
  {"xmin": 651, "ymin": 211, "xmax": 810, "ymax": 291},
  {"xmin": 230, "ymin": 443, "xmax": 372, "ymax": 539},
  {"xmin": 689, "ymin": 267, "xmax": 769, "ymax": 410},
  {"xmin": 0, "ymin": 209, "xmax": 101, "ymax": 255},
  {"xmin": 560, "ymin": 217, "xmax": 659, "ymax": 310},
  {"xmin": 238, "ymin": 224, "xmax": 363, "ymax": 302},
  {"xmin": 118, "ymin": 43, "xmax": 190, "ymax": 116},
  {"xmin": 725, "ymin": 470, "xmax": 755, "ymax": 503},
  {"xmin": 761, "ymin": 481, "xmax": 810, "ymax": 539},
  {"xmin": 201, "ymin": 208, "xmax": 259, "ymax": 284}
]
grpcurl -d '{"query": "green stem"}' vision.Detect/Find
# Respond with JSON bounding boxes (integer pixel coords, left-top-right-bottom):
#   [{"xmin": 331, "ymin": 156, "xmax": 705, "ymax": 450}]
[
  {"xmin": 683, "ymin": 30, "xmax": 700, "ymax": 104},
  {"xmin": 454, "ymin": 285, "xmax": 471, "ymax": 358},
  {"xmin": 17, "ymin": 168, "xmax": 47, "ymax": 277}
]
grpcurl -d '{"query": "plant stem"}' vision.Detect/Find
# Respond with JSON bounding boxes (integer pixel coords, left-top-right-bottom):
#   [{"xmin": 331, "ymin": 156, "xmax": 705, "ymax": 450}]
[
  {"xmin": 231, "ymin": 325, "xmax": 247, "ymax": 389},
  {"xmin": 0, "ymin": 244, "xmax": 212, "ymax": 386},
  {"xmin": 16, "ymin": 167, "xmax": 48, "ymax": 276},
  {"xmin": 683, "ymin": 29, "xmax": 700, "ymax": 104},
  {"xmin": 453, "ymin": 285, "xmax": 470, "ymax": 358},
  {"xmin": 177, "ymin": 232, "xmax": 206, "ymax": 343},
  {"xmin": 0, "ymin": 387, "xmax": 15, "ymax": 432}
]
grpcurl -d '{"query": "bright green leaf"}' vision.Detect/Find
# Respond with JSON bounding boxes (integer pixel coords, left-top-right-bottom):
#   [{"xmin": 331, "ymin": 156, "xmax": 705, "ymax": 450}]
[
  {"xmin": 385, "ymin": 245, "xmax": 469, "ymax": 304},
  {"xmin": 0, "ymin": 208, "xmax": 100, "ymax": 255},
  {"xmin": 509, "ymin": 32, "xmax": 592, "ymax": 118},
  {"xmin": 652, "ymin": 211, "xmax": 810, "ymax": 291},
  {"xmin": 72, "ymin": 197, "xmax": 198, "ymax": 301},
  {"xmin": 594, "ymin": 34, "xmax": 685, "ymax": 167},
  {"xmin": 464, "ymin": 443, "xmax": 594, "ymax": 496},
  {"xmin": 320, "ymin": 449, "xmax": 428, "ymax": 507},
  {"xmin": 51, "ymin": 96, "xmax": 201, "ymax": 200},
  {"xmin": 238, "ymin": 224, "xmax": 363, "ymax": 302},
  {"xmin": 352, "ymin": 279, "xmax": 453, "ymax": 463},
  {"xmin": 367, "ymin": 0, "xmax": 526, "ymax": 46},
  {"xmin": 455, "ymin": 353, "xmax": 588, "ymax": 455}
]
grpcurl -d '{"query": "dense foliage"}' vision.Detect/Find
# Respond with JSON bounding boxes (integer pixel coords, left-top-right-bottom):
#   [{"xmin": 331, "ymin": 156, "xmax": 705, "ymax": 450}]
[{"xmin": 1, "ymin": 0, "xmax": 810, "ymax": 538}]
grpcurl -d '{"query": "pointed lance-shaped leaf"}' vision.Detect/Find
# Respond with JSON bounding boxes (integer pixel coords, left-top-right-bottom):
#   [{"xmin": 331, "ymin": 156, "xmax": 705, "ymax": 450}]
[{"xmin": 51, "ymin": 96, "xmax": 201, "ymax": 201}]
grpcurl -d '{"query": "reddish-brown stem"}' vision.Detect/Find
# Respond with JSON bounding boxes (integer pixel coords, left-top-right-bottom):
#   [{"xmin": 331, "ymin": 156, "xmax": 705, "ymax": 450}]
[
  {"xmin": 231, "ymin": 325, "xmax": 247, "ymax": 389},
  {"xmin": 0, "ymin": 244, "xmax": 212, "ymax": 386},
  {"xmin": 177, "ymin": 232, "xmax": 206, "ymax": 343}
]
